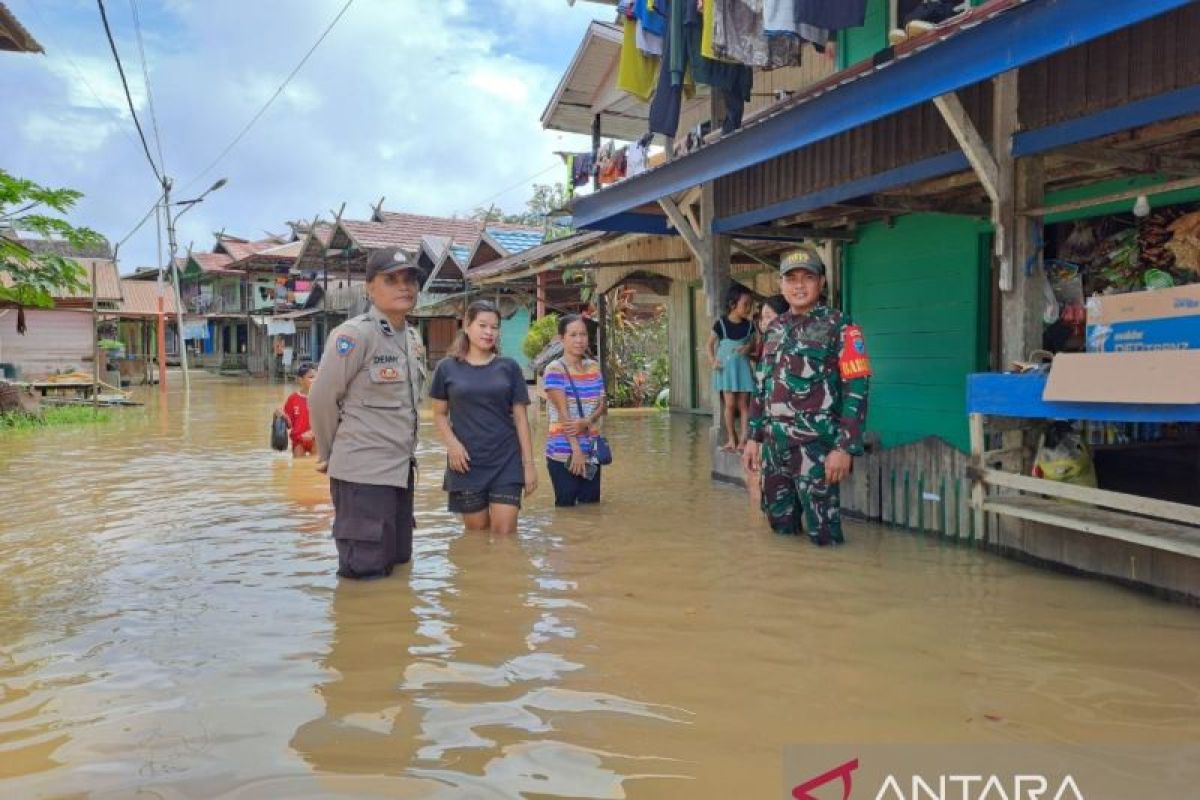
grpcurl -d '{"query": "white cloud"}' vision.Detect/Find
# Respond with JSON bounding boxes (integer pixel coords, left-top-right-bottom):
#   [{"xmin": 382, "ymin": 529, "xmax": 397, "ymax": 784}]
[{"xmin": 2, "ymin": 0, "xmax": 610, "ymax": 270}]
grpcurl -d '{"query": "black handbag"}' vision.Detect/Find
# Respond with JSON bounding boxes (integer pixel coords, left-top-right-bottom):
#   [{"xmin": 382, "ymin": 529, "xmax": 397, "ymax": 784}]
[
  {"xmin": 557, "ymin": 360, "xmax": 612, "ymax": 466},
  {"xmin": 270, "ymin": 415, "xmax": 289, "ymax": 451}
]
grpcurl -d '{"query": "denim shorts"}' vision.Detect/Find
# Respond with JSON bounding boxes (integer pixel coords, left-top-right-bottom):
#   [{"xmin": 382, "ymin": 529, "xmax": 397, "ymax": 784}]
[{"xmin": 447, "ymin": 484, "xmax": 523, "ymax": 514}]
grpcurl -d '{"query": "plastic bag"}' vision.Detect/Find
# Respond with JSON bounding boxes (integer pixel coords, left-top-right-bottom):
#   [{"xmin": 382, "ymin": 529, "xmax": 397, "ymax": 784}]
[
  {"xmin": 270, "ymin": 415, "xmax": 289, "ymax": 451},
  {"xmin": 1033, "ymin": 423, "xmax": 1097, "ymax": 488}
]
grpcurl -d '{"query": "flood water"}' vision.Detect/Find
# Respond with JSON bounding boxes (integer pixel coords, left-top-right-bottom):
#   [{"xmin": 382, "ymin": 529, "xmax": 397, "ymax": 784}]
[{"xmin": 2, "ymin": 375, "xmax": 1199, "ymax": 799}]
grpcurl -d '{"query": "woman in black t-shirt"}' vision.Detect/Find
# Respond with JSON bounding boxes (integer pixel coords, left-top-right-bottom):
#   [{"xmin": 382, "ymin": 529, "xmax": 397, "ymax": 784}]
[{"xmin": 430, "ymin": 301, "xmax": 537, "ymax": 534}]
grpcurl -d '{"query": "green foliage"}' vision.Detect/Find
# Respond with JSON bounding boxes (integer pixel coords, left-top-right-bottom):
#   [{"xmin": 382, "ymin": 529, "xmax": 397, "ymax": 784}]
[
  {"xmin": 472, "ymin": 182, "xmax": 574, "ymax": 240},
  {"xmin": 0, "ymin": 406, "xmax": 112, "ymax": 432},
  {"xmin": 523, "ymin": 313, "xmax": 559, "ymax": 360},
  {"xmin": 604, "ymin": 290, "xmax": 669, "ymax": 408},
  {"xmin": 0, "ymin": 168, "xmax": 104, "ymax": 313},
  {"xmin": 98, "ymin": 338, "xmax": 125, "ymax": 351}
]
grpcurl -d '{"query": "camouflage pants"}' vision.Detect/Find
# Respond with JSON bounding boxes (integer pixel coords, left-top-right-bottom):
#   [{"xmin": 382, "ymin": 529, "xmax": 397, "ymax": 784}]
[{"xmin": 760, "ymin": 439, "xmax": 844, "ymax": 545}]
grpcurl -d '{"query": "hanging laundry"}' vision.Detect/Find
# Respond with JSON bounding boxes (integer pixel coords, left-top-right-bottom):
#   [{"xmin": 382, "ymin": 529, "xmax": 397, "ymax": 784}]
[
  {"xmin": 634, "ymin": 0, "xmax": 668, "ymax": 36},
  {"xmin": 712, "ymin": 0, "xmax": 771, "ymax": 68},
  {"xmin": 648, "ymin": 0, "xmax": 681, "ymax": 135},
  {"xmin": 627, "ymin": 134, "xmax": 652, "ymax": 176},
  {"xmin": 597, "ymin": 144, "xmax": 628, "ymax": 185},
  {"xmin": 618, "ymin": 1, "xmax": 659, "ymax": 101},
  {"xmin": 793, "ymin": 0, "xmax": 868, "ymax": 31},
  {"xmin": 669, "ymin": 0, "xmax": 754, "ymax": 133},
  {"xmin": 571, "ymin": 152, "xmax": 595, "ymax": 188}
]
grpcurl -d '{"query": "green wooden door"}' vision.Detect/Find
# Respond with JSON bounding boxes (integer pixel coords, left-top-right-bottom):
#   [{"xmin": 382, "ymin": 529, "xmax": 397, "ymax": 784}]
[
  {"xmin": 502, "ymin": 306, "xmax": 531, "ymax": 377},
  {"xmin": 844, "ymin": 214, "xmax": 991, "ymax": 451}
]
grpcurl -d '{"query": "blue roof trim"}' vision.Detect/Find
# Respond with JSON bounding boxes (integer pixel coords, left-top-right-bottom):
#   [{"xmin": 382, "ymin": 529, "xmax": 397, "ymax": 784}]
[
  {"xmin": 573, "ymin": 0, "xmax": 1193, "ymax": 231},
  {"xmin": 715, "ymin": 84, "xmax": 1200, "ymax": 232},
  {"xmin": 714, "ymin": 151, "xmax": 971, "ymax": 233},
  {"xmin": 1012, "ymin": 83, "xmax": 1200, "ymax": 158},
  {"xmin": 580, "ymin": 212, "xmax": 674, "ymax": 235}
]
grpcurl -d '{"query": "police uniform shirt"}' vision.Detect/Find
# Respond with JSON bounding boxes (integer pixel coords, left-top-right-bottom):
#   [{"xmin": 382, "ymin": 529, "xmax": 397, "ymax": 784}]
[{"xmin": 309, "ymin": 307, "xmax": 425, "ymax": 488}]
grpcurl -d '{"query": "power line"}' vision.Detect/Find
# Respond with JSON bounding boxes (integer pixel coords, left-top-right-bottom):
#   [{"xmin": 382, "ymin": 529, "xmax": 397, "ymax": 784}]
[
  {"xmin": 117, "ymin": 194, "xmax": 163, "ymax": 249},
  {"xmin": 21, "ymin": 0, "xmax": 144, "ymax": 156},
  {"xmin": 96, "ymin": 0, "xmax": 163, "ymax": 184},
  {"xmin": 129, "ymin": 0, "xmax": 166, "ymax": 174},
  {"xmin": 181, "ymin": 0, "xmax": 356, "ymax": 191},
  {"xmin": 466, "ymin": 162, "xmax": 562, "ymax": 215}
]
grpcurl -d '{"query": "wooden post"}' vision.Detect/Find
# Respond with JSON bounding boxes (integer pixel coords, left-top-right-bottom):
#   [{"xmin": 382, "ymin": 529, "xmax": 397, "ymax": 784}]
[
  {"xmin": 969, "ymin": 412, "xmax": 986, "ymax": 543},
  {"xmin": 591, "ymin": 113, "xmax": 601, "ymax": 192},
  {"xmin": 91, "ymin": 260, "xmax": 99, "ymax": 413}
]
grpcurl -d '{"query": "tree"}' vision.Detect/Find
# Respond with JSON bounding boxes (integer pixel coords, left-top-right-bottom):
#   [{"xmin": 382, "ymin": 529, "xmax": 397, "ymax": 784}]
[
  {"xmin": 471, "ymin": 182, "xmax": 573, "ymax": 239},
  {"xmin": 1, "ymin": 169, "xmax": 105, "ymax": 334}
]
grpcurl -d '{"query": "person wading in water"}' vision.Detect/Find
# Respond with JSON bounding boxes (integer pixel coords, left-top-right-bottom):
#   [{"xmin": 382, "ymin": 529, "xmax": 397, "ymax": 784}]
[
  {"xmin": 430, "ymin": 300, "xmax": 537, "ymax": 535},
  {"xmin": 543, "ymin": 314, "xmax": 607, "ymax": 507},
  {"xmin": 309, "ymin": 247, "xmax": 426, "ymax": 579},
  {"xmin": 742, "ymin": 247, "xmax": 871, "ymax": 546}
]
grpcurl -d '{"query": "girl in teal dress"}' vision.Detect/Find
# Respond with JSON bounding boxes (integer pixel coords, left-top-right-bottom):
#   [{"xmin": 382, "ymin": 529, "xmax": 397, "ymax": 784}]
[{"xmin": 707, "ymin": 283, "xmax": 757, "ymax": 451}]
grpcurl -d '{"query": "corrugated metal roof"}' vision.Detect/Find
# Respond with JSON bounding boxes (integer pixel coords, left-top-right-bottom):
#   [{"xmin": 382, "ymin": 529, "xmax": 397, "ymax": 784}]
[
  {"xmin": 342, "ymin": 213, "xmax": 485, "ymax": 253},
  {"xmin": 115, "ymin": 279, "xmax": 177, "ymax": 316},
  {"xmin": 486, "ymin": 227, "xmax": 544, "ymax": 255},
  {"xmin": 470, "ymin": 230, "xmax": 612, "ymax": 281},
  {"xmin": 2, "ymin": 257, "xmax": 123, "ymax": 301},
  {"xmin": 450, "ymin": 244, "xmax": 471, "ymax": 262}
]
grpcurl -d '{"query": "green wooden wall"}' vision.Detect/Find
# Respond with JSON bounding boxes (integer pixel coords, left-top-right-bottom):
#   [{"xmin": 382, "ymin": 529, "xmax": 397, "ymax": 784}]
[
  {"xmin": 843, "ymin": 214, "xmax": 991, "ymax": 451},
  {"xmin": 839, "ymin": 0, "xmax": 988, "ymax": 69}
]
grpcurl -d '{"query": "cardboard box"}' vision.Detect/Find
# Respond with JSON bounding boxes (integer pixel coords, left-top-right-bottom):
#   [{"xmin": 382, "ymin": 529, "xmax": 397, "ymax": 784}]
[
  {"xmin": 1043, "ymin": 351, "xmax": 1200, "ymax": 404},
  {"xmin": 1085, "ymin": 284, "xmax": 1200, "ymax": 352}
]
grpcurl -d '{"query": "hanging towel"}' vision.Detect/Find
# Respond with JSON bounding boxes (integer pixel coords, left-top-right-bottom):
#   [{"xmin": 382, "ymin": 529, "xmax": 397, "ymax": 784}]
[{"xmin": 618, "ymin": 15, "xmax": 659, "ymax": 101}]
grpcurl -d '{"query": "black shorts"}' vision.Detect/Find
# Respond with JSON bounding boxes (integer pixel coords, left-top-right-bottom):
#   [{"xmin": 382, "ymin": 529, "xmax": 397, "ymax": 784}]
[{"xmin": 447, "ymin": 484, "xmax": 523, "ymax": 514}]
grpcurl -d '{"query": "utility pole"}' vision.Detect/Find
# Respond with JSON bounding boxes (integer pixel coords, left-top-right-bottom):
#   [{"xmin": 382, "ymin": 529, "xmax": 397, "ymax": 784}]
[
  {"xmin": 154, "ymin": 203, "xmax": 168, "ymax": 395},
  {"xmin": 161, "ymin": 176, "xmax": 228, "ymax": 393},
  {"xmin": 162, "ymin": 178, "xmax": 191, "ymax": 391}
]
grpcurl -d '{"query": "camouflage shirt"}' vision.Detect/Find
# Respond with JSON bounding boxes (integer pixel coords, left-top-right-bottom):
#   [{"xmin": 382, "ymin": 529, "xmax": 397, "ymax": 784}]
[{"xmin": 748, "ymin": 305, "xmax": 871, "ymax": 455}]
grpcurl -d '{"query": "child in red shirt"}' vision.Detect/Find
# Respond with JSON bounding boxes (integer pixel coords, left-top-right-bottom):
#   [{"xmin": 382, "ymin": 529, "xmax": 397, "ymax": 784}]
[{"xmin": 279, "ymin": 363, "xmax": 317, "ymax": 457}]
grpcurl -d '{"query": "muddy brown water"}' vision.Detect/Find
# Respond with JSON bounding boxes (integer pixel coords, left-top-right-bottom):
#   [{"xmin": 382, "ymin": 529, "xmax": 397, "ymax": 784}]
[{"xmin": 1, "ymin": 375, "xmax": 1199, "ymax": 799}]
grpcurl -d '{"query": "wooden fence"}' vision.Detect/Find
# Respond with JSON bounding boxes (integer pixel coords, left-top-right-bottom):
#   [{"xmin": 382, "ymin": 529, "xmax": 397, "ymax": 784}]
[{"xmin": 841, "ymin": 436, "xmax": 980, "ymax": 541}]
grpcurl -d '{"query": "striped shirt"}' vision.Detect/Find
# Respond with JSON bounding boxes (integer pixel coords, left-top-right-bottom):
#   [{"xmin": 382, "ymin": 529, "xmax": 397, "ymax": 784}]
[{"xmin": 543, "ymin": 358, "xmax": 604, "ymax": 463}]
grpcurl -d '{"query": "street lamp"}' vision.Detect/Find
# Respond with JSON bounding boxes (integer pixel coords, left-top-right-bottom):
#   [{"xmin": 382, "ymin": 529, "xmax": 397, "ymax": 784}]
[{"xmin": 163, "ymin": 177, "xmax": 228, "ymax": 391}]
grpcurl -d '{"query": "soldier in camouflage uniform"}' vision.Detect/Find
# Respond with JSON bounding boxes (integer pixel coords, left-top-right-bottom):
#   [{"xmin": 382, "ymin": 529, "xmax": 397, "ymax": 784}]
[{"xmin": 743, "ymin": 247, "xmax": 871, "ymax": 545}]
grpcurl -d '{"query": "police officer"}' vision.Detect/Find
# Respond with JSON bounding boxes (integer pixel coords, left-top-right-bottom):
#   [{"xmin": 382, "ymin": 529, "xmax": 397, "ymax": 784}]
[
  {"xmin": 742, "ymin": 246, "xmax": 871, "ymax": 545},
  {"xmin": 309, "ymin": 247, "xmax": 427, "ymax": 579}
]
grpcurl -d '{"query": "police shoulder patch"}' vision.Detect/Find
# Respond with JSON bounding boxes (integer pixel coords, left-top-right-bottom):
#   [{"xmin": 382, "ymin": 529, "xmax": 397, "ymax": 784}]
[{"xmin": 335, "ymin": 334, "xmax": 357, "ymax": 357}]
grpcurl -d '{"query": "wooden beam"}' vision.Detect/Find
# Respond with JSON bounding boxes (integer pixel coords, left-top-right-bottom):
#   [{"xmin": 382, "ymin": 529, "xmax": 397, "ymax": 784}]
[
  {"xmin": 934, "ymin": 91, "xmax": 1001, "ymax": 205},
  {"xmin": 728, "ymin": 224, "xmax": 855, "ymax": 242},
  {"xmin": 1020, "ymin": 174, "xmax": 1200, "ymax": 217},
  {"xmin": 1056, "ymin": 143, "xmax": 1200, "ymax": 177},
  {"xmin": 850, "ymin": 195, "xmax": 990, "ymax": 217},
  {"xmin": 992, "ymin": 70, "xmax": 1019, "ymax": 293},
  {"xmin": 976, "ymin": 468, "xmax": 1200, "ymax": 527},
  {"xmin": 658, "ymin": 196, "xmax": 704, "ymax": 262}
]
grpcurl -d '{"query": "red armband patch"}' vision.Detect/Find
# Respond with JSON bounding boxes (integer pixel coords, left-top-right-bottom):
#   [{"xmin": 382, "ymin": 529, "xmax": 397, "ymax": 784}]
[{"xmin": 838, "ymin": 324, "xmax": 871, "ymax": 380}]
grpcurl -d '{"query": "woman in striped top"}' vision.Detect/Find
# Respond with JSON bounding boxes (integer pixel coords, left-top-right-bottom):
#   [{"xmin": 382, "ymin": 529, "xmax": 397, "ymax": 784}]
[{"xmin": 543, "ymin": 314, "xmax": 607, "ymax": 507}]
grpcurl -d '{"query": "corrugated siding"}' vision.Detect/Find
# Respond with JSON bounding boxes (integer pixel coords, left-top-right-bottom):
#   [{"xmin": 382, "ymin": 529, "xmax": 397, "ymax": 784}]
[
  {"xmin": 1019, "ymin": 4, "xmax": 1200, "ymax": 130},
  {"xmin": 844, "ymin": 214, "xmax": 990, "ymax": 452},
  {"xmin": 716, "ymin": 83, "xmax": 992, "ymax": 219},
  {"xmin": 0, "ymin": 308, "xmax": 93, "ymax": 379}
]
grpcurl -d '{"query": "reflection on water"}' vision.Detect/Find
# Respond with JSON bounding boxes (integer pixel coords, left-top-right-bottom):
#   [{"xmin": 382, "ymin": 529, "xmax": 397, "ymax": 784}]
[{"xmin": 1, "ymin": 374, "xmax": 1199, "ymax": 798}]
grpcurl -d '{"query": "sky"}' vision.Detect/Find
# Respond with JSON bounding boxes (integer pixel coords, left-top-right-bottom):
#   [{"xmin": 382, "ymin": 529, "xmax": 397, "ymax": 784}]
[{"xmin": 0, "ymin": 0, "xmax": 610, "ymax": 272}]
